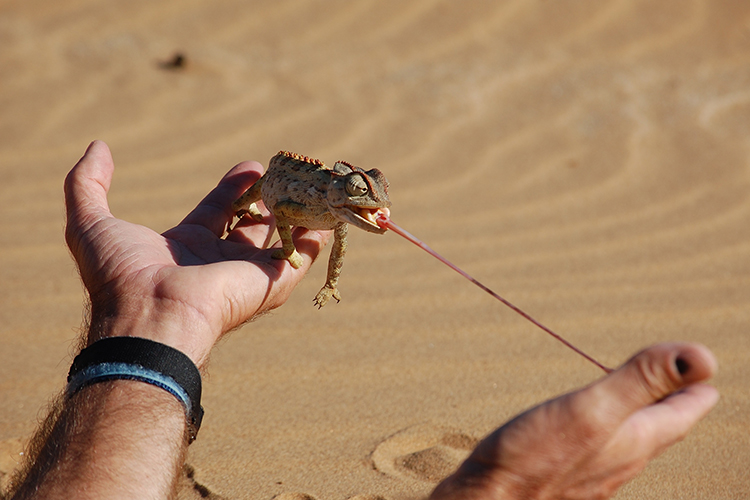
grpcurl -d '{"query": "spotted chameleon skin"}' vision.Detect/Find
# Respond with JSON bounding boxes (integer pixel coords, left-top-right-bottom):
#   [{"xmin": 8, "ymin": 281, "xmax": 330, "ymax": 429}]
[{"xmin": 231, "ymin": 151, "xmax": 391, "ymax": 307}]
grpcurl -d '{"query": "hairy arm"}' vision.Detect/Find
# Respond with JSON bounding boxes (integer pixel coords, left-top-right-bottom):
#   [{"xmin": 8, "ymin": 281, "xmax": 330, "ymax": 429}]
[{"xmin": 13, "ymin": 382, "xmax": 187, "ymax": 500}]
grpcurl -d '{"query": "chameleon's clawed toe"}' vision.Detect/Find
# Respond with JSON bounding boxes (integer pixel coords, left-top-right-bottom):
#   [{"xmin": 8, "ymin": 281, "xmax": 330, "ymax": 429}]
[{"xmin": 314, "ymin": 286, "xmax": 341, "ymax": 308}]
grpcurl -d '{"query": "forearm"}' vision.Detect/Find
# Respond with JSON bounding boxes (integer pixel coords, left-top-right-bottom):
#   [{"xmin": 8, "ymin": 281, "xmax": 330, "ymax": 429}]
[{"xmin": 10, "ymin": 379, "xmax": 188, "ymax": 500}]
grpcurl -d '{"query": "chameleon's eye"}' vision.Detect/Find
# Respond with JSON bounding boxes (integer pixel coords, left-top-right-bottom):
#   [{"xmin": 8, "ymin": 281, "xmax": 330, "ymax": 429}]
[{"xmin": 345, "ymin": 175, "xmax": 368, "ymax": 196}]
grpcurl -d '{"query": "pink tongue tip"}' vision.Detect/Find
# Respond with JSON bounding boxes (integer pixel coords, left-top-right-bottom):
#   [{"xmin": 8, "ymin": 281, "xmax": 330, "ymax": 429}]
[{"xmin": 376, "ymin": 212, "xmax": 390, "ymax": 229}]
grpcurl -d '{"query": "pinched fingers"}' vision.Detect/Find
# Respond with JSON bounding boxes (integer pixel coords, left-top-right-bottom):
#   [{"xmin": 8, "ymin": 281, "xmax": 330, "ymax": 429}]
[
  {"xmin": 612, "ymin": 345, "xmax": 718, "ymax": 451},
  {"xmin": 574, "ymin": 343, "xmax": 718, "ymax": 433}
]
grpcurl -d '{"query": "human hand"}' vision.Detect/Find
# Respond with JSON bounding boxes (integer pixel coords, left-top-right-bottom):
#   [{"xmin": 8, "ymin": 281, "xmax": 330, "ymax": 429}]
[
  {"xmin": 64, "ymin": 141, "xmax": 331, "ymax": 368},
  {"xmin": 430, "ymin": 342, "xmax": 719, "ymax": 500}
]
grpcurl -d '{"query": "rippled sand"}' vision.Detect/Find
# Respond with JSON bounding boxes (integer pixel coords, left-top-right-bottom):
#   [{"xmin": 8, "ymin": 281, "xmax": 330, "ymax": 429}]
[{"xmin": 1, "ymin": 1, "xmax": 749, "ymax": 498}]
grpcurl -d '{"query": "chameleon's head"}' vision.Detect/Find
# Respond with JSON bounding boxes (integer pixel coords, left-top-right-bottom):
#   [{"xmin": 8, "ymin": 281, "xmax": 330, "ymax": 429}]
[{"xmin": 327, "ymin": 161, "xmax": 392, "ymax": 234}]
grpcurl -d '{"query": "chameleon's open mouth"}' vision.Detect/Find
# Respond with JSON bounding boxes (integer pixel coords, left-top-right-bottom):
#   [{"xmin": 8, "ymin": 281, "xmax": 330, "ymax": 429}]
[{"xmin": 348, "ymin": 206, "xmax": 391, "ymax": 231}]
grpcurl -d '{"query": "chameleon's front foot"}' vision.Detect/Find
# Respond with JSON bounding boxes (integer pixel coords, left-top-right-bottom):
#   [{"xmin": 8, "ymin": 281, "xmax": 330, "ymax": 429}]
[
  {"xmin": 272, "ymin": 248, "xmax": 304, "ymax": 269},
  {"xmin": 314, "ymin": 285, "xmax": 341, "ymax": 308}
]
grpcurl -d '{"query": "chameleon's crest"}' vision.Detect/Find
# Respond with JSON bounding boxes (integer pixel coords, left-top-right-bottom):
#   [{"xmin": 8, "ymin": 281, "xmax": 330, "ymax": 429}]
[
  {"xmin": 335, "ymin": 160, "xmax": 355, "ymax": 169},
  {"xmin": 278, "ymin": 151, "xmax": 325, "ymax": 167}
]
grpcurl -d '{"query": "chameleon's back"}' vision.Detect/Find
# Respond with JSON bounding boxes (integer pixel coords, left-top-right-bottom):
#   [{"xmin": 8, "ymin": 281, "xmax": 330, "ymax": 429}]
[{"xmin": 260, "ymin": 151, "xmax": 339, "ymax": 230}]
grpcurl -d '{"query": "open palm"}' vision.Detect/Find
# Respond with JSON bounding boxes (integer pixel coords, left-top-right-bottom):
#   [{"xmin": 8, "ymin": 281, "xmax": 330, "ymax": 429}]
[{"xmin": 64, "ymin": 141, "xmax": 330, "ymax": 367}]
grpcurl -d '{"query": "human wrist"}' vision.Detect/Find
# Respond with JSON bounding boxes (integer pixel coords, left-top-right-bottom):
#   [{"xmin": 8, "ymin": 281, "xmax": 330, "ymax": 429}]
[{"xmin": 86, "ymin": 300, "xmax": 216, "ymax": 369}]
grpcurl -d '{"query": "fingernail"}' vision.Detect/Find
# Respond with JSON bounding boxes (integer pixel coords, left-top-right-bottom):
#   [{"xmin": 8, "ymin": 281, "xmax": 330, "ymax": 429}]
[{"xmin": 675, "ymin": 356, "xmax": 690, "ymax": 375}]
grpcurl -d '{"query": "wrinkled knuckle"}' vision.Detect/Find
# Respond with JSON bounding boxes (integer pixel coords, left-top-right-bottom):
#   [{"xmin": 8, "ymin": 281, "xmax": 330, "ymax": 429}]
[
  {"xmin": 633, "ymin": 354, "xmax": 682, "ymax": 401},
  {"xmin": 635, "ymin": 358, "xmax": 668, "ymax": 400}
]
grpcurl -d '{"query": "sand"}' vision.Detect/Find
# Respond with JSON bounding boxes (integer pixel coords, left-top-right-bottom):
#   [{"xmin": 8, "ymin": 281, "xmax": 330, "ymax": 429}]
[{"xmin": 1, "ymin": 0, "xmax": 749, "ymax": 498}]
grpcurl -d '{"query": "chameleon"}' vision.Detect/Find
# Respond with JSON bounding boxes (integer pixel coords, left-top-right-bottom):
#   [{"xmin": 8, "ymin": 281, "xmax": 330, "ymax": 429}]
[{"xmin": 231, "ymin": 151, "xmax": 392, "ymax": 307}]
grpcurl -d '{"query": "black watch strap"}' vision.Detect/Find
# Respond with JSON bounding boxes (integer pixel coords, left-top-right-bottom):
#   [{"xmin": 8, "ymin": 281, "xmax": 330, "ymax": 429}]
[{"xmin": 67, "ymin": 336, "xmax": 204, "ymax": 443}]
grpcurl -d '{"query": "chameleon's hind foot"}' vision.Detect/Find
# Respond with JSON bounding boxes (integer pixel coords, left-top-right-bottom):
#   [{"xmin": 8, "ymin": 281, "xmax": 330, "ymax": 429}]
[
  {"xmin": 272, "ymin": 248, "xmax": 304, "ymax": 269},
  {"xmin": 313, "ymin": 285, "xmax": 341, "ymax": 308}
]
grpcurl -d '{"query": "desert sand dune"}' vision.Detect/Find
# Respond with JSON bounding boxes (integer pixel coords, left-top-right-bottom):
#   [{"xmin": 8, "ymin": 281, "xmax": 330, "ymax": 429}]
[{"xmin": 1, "ymin": 1, "xmax": 748, "ymax": 498}]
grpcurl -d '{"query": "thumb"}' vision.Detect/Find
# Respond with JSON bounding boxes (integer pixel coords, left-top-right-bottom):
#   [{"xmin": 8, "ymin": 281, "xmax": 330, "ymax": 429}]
[
  {"xmin": 64, "ymin": 141, "xmax": 116, "ymax": 254},
  {"xmin": 587, "ymin": 342, "xmax": 717, "ymax": 423}
]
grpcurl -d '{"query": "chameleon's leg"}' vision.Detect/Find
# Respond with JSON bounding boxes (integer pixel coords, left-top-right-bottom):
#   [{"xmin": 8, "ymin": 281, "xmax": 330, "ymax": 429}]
[
  {"xmin": 231, "ymin": 177, "xmax": 265, "ymax": 222},
  {"xmin": 272, "ymin": 217, "xmax": 304, "ymax": 269},
  {"xmin": 270, "ymin": 200, "xmax": 316, "ymax": 269},
  {"xmin": 314, "ymin": 223, "xmax": 348, "ymax": 308}
]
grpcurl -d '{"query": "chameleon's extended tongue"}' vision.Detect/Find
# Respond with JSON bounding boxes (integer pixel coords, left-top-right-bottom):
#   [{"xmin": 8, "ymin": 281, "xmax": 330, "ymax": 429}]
[{"xmin": 376, "ymin": 213, "xmax": 612, "ymax": 373}]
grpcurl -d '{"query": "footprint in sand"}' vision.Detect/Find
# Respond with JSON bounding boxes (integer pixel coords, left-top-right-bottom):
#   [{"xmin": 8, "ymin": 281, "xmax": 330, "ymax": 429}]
[
  {"xmin": 272, "ymin": 494, "xmax": 318, "ymax": 500},
  {"xmin": 371, "ymin": 424, "xmax": 479, "ymax": 483}
]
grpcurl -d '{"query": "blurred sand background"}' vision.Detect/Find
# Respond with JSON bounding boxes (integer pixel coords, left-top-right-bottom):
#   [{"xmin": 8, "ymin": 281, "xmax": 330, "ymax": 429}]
[{"xmin": 1, "ymin": 0, "xmax": 749, "ymax": 498}]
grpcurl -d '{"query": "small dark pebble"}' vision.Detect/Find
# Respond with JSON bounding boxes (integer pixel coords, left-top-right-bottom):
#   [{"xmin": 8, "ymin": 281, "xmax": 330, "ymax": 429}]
[{"xmin": 159, "ymin": 52, "xmax": 187, "ymax": 70}]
